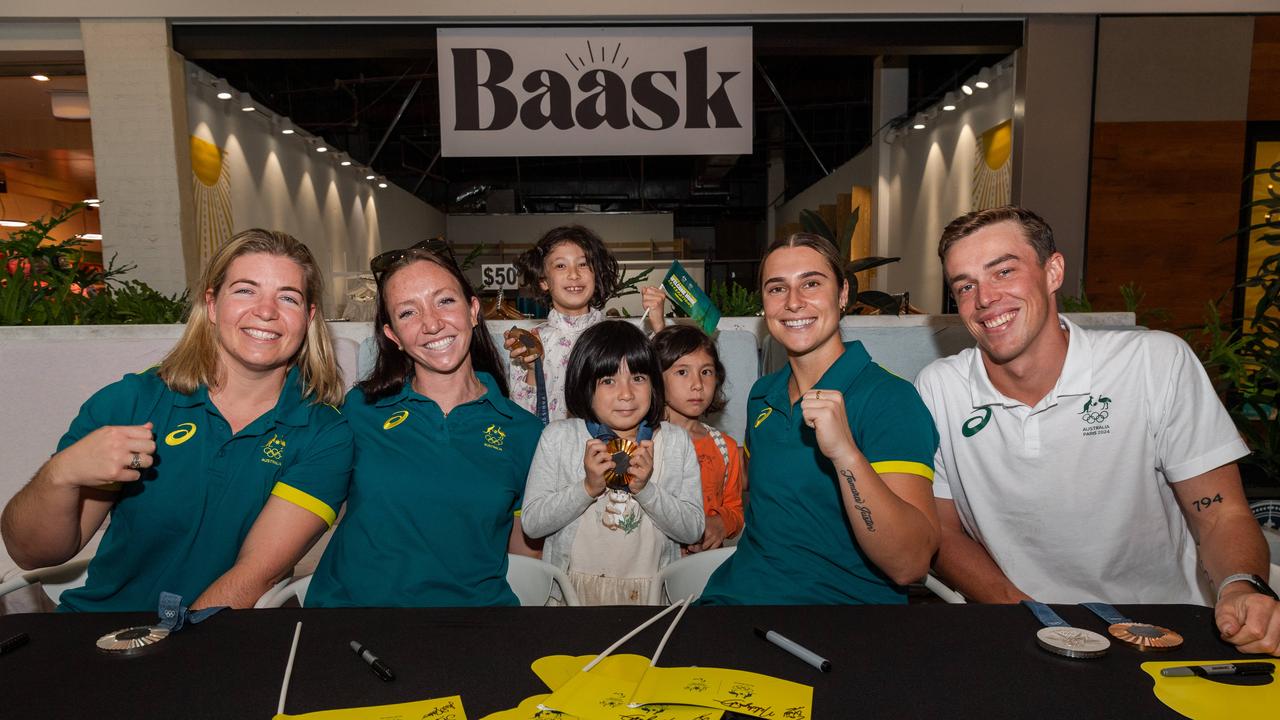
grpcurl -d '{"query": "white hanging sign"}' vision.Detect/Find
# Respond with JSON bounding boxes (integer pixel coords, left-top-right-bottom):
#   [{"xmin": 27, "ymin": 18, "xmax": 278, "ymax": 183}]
[{"xmin": 437, "ymin": 27, "xmax": 752, "ymax": 157}]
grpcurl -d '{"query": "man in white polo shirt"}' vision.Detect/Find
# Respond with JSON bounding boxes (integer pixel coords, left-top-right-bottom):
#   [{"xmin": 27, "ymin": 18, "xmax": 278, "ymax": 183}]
[{"xmin": 915, "ymin": 205, "xmax": 1280, "ymax": 656}]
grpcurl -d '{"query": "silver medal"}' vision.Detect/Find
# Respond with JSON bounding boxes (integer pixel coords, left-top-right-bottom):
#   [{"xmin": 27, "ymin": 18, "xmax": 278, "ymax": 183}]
[{"xmin": 1035, "ymin": 626, "xmax": 1110, "ymax": 659}]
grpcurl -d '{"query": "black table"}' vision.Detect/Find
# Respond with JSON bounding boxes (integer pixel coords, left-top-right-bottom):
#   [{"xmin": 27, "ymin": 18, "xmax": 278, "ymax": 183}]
[{"xmin": 0, "ymin": 603, "xmax": 1251, "ymax": 718}]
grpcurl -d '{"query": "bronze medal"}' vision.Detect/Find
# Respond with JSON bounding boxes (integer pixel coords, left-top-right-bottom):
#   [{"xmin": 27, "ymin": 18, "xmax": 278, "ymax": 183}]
[
  {"xmin": 1107, "ymin": 622, "xmax": 1183, "ymax": 651},
  {"xmin": 507, "ymin": 328, "xmax": 543, "ymax": 362},
  {"xmin": 603, "ymin": 437, "xmax": 639, "ymax": 491}
]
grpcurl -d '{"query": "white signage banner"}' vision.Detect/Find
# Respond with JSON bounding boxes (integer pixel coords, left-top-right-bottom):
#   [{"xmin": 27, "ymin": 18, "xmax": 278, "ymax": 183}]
[{"xmin": 438, "ymin": 27, "xmax": 752, "ymax": 157}]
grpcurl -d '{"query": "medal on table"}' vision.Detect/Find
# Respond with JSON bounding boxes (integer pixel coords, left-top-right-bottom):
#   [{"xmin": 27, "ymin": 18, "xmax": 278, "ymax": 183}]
[
  {"xmin": 1022, "ymin": 600, "xmax": 1111, "ymax": 659},
  {"xmin": 97, "ymin": 592, "xmax": 225, "ymax": 656},
  {"xmin": 1081, "ymin": 602, "xmax": 1184, "ymax": 651}
]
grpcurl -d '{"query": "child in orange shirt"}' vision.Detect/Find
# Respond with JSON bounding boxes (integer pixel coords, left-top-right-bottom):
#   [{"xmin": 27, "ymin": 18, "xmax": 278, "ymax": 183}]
[{"xmin": 652, "ymin": 325, "xmax": 744, "ymax": 552}]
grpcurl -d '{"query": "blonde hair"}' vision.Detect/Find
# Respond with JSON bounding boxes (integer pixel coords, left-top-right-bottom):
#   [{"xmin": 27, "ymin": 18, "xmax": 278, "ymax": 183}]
[{"xmin": 157, "ymin": 229, "xmax": 345, "ymax": 406}]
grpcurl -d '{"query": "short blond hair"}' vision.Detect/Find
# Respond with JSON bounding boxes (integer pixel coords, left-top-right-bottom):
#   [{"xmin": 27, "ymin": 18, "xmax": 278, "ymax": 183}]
[{"xmin": 157, "ymin": 229, "xmax": 345, "ymax": 406}]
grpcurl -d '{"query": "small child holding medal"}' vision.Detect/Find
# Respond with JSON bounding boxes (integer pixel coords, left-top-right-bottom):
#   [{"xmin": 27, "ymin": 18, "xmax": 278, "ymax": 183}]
[
  {"xmin": 504, "ymin": 225, "xmax": 622, "ymax": 424},
  {"xmin": 520, "ymin": 321, "xmax": 704, "ymax": 605}
]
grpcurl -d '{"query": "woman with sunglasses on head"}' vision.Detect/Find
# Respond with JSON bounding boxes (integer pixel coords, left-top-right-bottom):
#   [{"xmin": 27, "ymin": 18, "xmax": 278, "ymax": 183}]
[
  {"xmin": 1, "ymin": 230, "xmax": 352, "ymax": 611},
  {"xmin": 699, "ymin": 232, "xmax": 940, "ymax": 606},
  {"xmin": 307, "ymin": 245, "xmax": 542, "ymax": 607}
]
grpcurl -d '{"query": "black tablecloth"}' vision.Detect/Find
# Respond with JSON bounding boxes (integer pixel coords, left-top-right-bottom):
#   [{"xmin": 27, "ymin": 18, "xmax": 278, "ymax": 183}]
[{"xmin": 0, "ymin": 603, "xmax": 1249, "ymax": 718}]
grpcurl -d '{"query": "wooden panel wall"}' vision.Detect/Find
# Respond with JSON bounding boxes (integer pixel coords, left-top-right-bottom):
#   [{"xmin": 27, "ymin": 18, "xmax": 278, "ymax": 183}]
[
  {"xmin": 1249, "ymin": 16, "xmax": 1280, "ymax": 121},
  {"xmin": 1085, "ymin": 121, "xmax": 1245, "ymax": 330}
]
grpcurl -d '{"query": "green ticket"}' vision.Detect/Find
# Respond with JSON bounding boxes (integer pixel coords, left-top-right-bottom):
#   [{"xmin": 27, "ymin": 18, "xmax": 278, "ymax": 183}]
[{"xmin": 662, "ymin": 260, "xmax": 720, "ymax": 334}]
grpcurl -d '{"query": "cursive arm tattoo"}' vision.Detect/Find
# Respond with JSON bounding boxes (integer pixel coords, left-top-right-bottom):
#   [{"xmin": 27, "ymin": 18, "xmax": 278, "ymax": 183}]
[{"xmin": 839, "ymin": 468, "xmax": 876, "ymax": 532}]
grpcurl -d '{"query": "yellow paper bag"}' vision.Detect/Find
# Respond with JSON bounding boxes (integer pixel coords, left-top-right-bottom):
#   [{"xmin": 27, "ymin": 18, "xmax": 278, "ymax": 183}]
[
  {"xmin": 1141, "ymin": 660, "xmax": 1279, "ymax": 720},
  {"xmin": 274, "ymin": 694, "xmax": 465, "ymax": 719}
]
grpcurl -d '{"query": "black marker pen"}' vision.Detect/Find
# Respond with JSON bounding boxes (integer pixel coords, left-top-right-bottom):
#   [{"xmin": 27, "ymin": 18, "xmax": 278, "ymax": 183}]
[{"xmin": 350, "ymin": 641, "xmax": 395, "ymax": 681}]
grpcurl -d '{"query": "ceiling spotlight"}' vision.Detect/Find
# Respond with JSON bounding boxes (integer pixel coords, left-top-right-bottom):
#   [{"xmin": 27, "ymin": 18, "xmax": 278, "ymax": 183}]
[
  {"xmin": 961, "ymin": 83, "xmax": 974, "ymax": 96},
  {"xmin": 31, "ymin": 74, "xmax": 50, "ymax": 82},
  {"xmin": 340, "ymin": 159, "xmax": 353, "ymax": 167},
  {"xmin": 0, "ymin": 219, "xmax": 28, "ymax": 228},
  {"xmin": 376, "ymin": 176, "xmax": 389, "ymax": 189},
  {"xmin": 213, "ymin": 78, "xmax": 234, "ymax": 101},
  {"xmin": 974, "ymin": 68, "xmax": 993, "ymax": 89},
  {"xmin": 941, "ymin": 92, "xmax": 958, "ymax": 112},
  {"xmin": 77, "ymin": 233, "xmax": 103, "ymax": 241},
  {"xmin": 239, "ymin": 95, "xmax": 257, "ymax": 112},
  {"xmin": 276, "ymin": 117, "xmax": 296, "ymax": 135},
  {"xmin": 365, "ymin": 172, "xmax": 376, "ymax": 181},
  {"xmin": 83, "ymin": 198, "xmax": 101, "ymax": 207},
  {"xmin": 333, "ymin": 153, "xmax": 352, "ymax": 167},
  {"xmin": 911, "ymin": 114, "xmax": 927, "ymax": 130}
]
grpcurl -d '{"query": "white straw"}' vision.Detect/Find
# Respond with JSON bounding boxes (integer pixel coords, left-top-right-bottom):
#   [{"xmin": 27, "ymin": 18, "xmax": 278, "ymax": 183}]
[
  {"xmin": 649, "ymin": 594, "xmax": 696, "ymax": 667},
  {"xmin": 277, "ymin": 621, "xmax": 302, "ymax": 716},
  {"xmin": 582, "ymin": 601, "xmax": 686, "ymax": 672}
]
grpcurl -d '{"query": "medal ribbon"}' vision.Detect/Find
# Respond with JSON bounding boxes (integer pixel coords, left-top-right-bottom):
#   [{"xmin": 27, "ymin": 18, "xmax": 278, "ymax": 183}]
[
  {"xmin": 584, "ymin": 421, "xmax": 655, "ymax": 443},
  {"xmin": 1081, "ymin": 602, "xmax": 1131, "ymax": 625},
  {"xmin": 533, "ymin": 357, "xmax": 549, "ymax": 425},
  {"xmin": 156, "ymin": 592, "xmax": 226, "ymax": 633},
  {"xmin": 1022, "ymin": 600, "xmax": 1073, "ymax": 628}
]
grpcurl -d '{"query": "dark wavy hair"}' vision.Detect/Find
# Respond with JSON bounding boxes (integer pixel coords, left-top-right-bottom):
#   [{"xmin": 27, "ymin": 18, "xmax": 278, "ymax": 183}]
[
  {"xmin": 357, "ymin": 248, "xmax": 508, "ymax": 402},
  {"xmin": 652, "ymin": 324, "xmax": 727, "ymax": 415},
  {"xmin": 757, "ymin": 231, "xmax": 848, "ymax": 292},
  {"xmin": 564, "ymin": 321, "xmax": 665, "ymax": 429},
  {"xmin": 514, "ymin": 225, "xmax": 619, "ymax": 310}
]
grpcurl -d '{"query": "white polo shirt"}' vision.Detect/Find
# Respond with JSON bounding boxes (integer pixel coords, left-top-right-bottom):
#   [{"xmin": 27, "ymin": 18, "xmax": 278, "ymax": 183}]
[{"xmin": 915, "ymin": 317, "xmax": 1249, "ymax": 605}]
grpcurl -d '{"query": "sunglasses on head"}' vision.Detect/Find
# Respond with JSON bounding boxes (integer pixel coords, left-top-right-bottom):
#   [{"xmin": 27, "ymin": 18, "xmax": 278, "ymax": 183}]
[{"xmin": 369, "ymin": 237, "xmax": 458, "ymax": 279}]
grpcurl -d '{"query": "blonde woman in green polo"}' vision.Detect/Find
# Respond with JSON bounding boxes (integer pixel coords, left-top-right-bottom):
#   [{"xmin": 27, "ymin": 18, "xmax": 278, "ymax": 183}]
[{"xmin": 1, "ymin": 230, "xmax": 352, "ymax": 612}]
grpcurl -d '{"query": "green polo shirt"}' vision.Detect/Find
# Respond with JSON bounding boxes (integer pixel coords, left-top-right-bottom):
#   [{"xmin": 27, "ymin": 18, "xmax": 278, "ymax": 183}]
[
  {"xmin": 700, "ymin": 341, "xmax": 938, "ymax": 605},
  {"xmin": 307, "ymin": 372, "xmax": 541, "ymax": 608},
  {"xmin": 56, "ymin": 367, "xmax": 352, "ymax": 613}
]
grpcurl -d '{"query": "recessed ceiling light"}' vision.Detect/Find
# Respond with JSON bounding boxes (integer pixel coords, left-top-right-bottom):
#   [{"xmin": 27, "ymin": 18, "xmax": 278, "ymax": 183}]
[
  {"xmin": 961, "ymin": 83, "xmax": 974, "ymax": 96},
  {"xmin": 340, "ymin": 160, "xmax": 352, "ymax": 167},
  {"xmin": 365, "ymin": 173, "xmax": 376, "ymax": 181},
  {"xmin": 31, "ymin": 74, "xmax": 50, "ymax": 82}
]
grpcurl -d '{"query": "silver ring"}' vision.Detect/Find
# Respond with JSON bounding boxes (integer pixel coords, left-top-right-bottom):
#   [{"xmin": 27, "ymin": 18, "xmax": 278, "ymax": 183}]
[{"xmin": 129, "ymin": 453, "xmax": 142, "ymax": 471}]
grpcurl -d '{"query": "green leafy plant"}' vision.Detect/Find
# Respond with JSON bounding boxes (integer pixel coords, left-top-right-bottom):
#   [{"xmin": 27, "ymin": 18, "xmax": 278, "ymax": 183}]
[
  {"xmin": 610, "ymin": 266, "xmax": 655, "ymax": 300},
  {"xmin": 1, "ymin": 204, "xmax": 188, "ymax": 325},
  {"xmin": 709, "ymin": 280, "xmax": 762, "ymax": 316},
  {"xmin": 798, "ymin": 207, "xmax": 908, "ymax": 314},
  {"xmin": 1196, "ymin": 161, "xmax": 1280, "ymax": 485},
  {"xmin": 1060, "ymin": 290, "xmax": 1093, "ymax": 313}
]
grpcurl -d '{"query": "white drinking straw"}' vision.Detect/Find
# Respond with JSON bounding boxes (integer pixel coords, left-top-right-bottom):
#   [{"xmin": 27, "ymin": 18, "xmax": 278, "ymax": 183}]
[
  {"xmin": 649, "ymin": 593, "xmax": 696, "ymax": 667},
  {"xmin": 581, "ymin": 599, "xmax": 687, "ymax": 672},
  {"xmin": 276, "ymin": 621, "xmax": 303, "ymax": 716}
]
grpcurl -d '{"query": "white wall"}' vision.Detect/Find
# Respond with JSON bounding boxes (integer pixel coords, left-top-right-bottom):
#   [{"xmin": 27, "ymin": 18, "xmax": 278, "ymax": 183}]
[
  {"xmin": 445, "ymin": 212, "xmax": 674, "ymax": 252},
  {"xmin": 881, "ymin": 63, "xmax": 1015, "ymax": 313},
  {"xmin": 187, "ymin": 64, "xmax": 444, "ymax": 313},
  {"xmin": 775, "ymin": 150, "xmax": 875, "ymax": 229}
]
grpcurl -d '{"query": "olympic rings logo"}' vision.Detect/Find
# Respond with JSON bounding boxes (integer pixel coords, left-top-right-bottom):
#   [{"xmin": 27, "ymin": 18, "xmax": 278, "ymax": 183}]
[
  {"xmin": 1082, "ymin": 410, "xmax": 1109, "ymax": 425},
  {"xmin": 262, "ymin": 446, "xmax": 284, "ymax": 459}
]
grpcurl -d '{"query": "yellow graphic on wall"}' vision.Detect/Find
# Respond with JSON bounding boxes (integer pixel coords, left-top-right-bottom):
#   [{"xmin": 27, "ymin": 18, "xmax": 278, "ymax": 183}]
[
  {"xmin": 1245, "ymin": 141, "xmax": 1280, "ymax": 331},
  {"xmin": 972, "ymin": 119, "xmax": 1012, "ymax": 211},
  {"xmin": 191, "ymin": 135, "xmax": 233, "ymax": 269}
]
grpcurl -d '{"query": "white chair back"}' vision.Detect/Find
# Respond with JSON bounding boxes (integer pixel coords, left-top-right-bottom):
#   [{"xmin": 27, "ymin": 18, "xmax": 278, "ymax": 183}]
[
  {"xmin": 259, "ymin": 574, "xmax": 312, "ymax": 608},
  {"xmin": 0, "ymin": 557, "xmax": 93, "ymax": 606},
  {"xmin": 646, "ymin": 546, "xmax": 736, "ymax": 605},
  {"xmin": 507, "ymin": 554, "xmax": 580, "ymax": 606}
]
